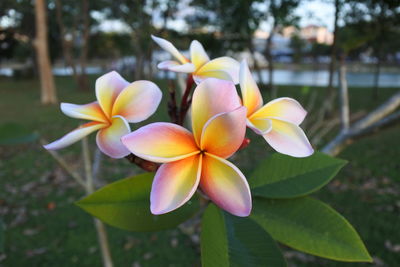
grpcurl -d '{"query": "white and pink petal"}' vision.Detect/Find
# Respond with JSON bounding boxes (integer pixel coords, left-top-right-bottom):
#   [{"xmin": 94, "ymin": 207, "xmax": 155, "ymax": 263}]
[
  {"xmin": 43, "ymin": 122, "xmax": 105, "ymax": 151},
  {"xmin": 121, "ymin": 122, "xmax": 199, "ymax": 163},
  {"xmin": 191, "ymin": 78, "xmax": 242, "ymax": 144},
  {"xmin": 251, "ymin": 97, "xmax": 307, "ymax": 125},
  {"xmin": 151, "ymin": 35, "xmax": 189, "ymax": 64},
  {"xmin": 239, "ymin": 60, "xmax": 263, "ymax": 116},
  {"xmin": 200, "ymin": 154, "xmax": 252, "ymax": 217},
  {"xmin": 200, "ymin": 107, "xmax": 247, "ymax": 159},
  {"xmin": 96, "ymin": 116, "xmax": 131, "ymax": 158},
  {"xmin": 111, "ymin": 80, "xmax": 162, "ymax": 123},
  {"xmin": 96, "ymin": 71, "xmax": 129, "ymax": 117},
  {"xmin": 263, "ymin": 119, "xmax": 314, "ymax": 158},
  {"xmin": 195, "ymin": 57, "xmax": 240, "ymax": 84},
  {"xmin": 150, "ymin": 155, "xmax": 202, "ymax": 215},
  {"xmin": 190, "ymin": 40, "xmax": 210, "ymax": 69},
  {"xmin": 61, "ymin": 102, "xmax": 108, "ymax": 123}
]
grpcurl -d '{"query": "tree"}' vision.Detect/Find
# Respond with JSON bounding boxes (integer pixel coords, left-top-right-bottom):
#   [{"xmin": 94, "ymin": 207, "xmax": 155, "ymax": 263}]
[
  {"xmin": 264, "ymin": 0, "xmax": 300, "ymax": 98},
  {"xmin": 53, "ymin": 0, "xmax": 101, "ymax": 90},
  {"xmin": 34, "ymin": 0, "xmax": 58, "ymax": 104}
]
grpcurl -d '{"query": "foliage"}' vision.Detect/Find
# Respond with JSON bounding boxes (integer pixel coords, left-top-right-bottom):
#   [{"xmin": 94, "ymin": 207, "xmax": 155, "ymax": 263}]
[
  {"xmin": 201, "ymin": 204, "xmax": 286, "ymax": 266},
  {"xmin": 249, "ymin": 152, "xmax": 347, "ymax": 198},
  {"xmin": 0, "ymin": 122, "xmax": 38, "ymax": 145},
  {"xmin": 79, "ymin": 147, "xmax": 371, "ymax": 264},
  {"xmin": 76, "ymin": 172, "xmax": 200, "ymax": 232}
]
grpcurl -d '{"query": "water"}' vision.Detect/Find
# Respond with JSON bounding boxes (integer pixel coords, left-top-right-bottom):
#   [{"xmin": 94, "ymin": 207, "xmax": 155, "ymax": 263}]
[
  {"xmin": 1, "ymin": 66, "xmax": 399, "ymax": 88},
  {"xmin": 256, "ymin": 69, "xmax": 400, "ymax": 88}
]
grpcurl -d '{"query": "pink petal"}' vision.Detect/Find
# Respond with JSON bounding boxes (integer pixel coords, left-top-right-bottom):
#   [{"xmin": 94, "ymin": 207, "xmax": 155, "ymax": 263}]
[
  {"xmin": 121, "ymin": 122, "xmax": 199, "ymax": 163},
  {"xmin": 111, "ymin": 80, "xmax": 162, "ymax": 123},
  {"xmin": 96, "ymin": 71, "xmax": 129, "ymax": 117},
  {"xmin": 96, "ymin": 116, "xmax": 131, "ymax": 158},
  {"xmin": 200, "ymin": 107, "xmax": 247, "ymax": 159},
  {"xmin": 190, "ymin": 40, "xmax": 209, "ymax": 69},
  {"xmin": 151, "ymin": 35, "xmax": 189, "ymax": 64},
  {"xmin": 239, "ymin": 60, "xmax": 263, "ymax": 116},
  {"xmin": 43, "ymin": 122, "xmax": 105, "ymax": 150},
  {"xmin": 264, "ymin": 119, "xmax": 314, "ymax": 158},
  {"xmin": 195, "ymin": 57, "xmax": 240, "ymax": 84},
  {"xmin": 60, "ymin": 102, "xmax": 108, "ymax": 123},
  {"xmin": 251, "ymin": 97, "xmax": 307, "ymax": 125},
  {"xmin": 200, "ymin": 153, "xmax": 252, "ymax": 217},
  {"xmin": 191, "ymin": 78, "xmax": 241, "ymax": 145},
  {"xmin": 151, "ymin": 155, "xmax": 202, "ymax": 215}
]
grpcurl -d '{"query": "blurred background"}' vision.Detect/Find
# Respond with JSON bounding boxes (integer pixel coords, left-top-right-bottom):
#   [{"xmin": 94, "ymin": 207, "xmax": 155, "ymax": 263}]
[{"xmin": 0, "ymin": 0, "xmax": 399, "ymax": 266}]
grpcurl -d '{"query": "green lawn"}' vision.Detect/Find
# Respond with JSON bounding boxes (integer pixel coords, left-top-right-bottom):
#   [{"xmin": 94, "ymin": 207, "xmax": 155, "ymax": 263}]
[{"xmin": 0, "ymin": 75, "xmax": 399, "ymax": 266}]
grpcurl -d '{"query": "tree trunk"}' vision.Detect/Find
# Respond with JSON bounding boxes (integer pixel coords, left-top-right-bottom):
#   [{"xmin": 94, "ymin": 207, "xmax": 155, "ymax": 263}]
[
  {"xmin": 34, "ymin": 0, "xmax": 58, "ymax": 104},
  {"xmin": 265, "ymin": 24, "xmax": 276, "ymax": 98},
  {"xmin": 373, "ymin": 55, "xmax": 381, "ymax": 99},
  {"xmin": 326, "ymin": 0, "xmax": 340, "ymax": 114},
  {"xmin": 338, "ymin": 54, "xmax": 349, "ymax": 131},
  {"xmin": 55, "ymin": 0, "xmax": 80, "ymax": 85},
  {"xmin": 78, "ymin": 0, "xmax": 89, "ymax": 90},
  {"xmin": 248, "ymin": 39, "xmax": 263, "ymax": 84}
]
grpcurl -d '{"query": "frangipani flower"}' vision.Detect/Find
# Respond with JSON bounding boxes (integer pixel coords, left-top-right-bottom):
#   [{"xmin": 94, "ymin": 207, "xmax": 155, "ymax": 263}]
[
  {"xmin": 122, "ymin": 78, "xmax": 252, "ymax": 216},
  {"xmin": 151, "ymin": 35, "xmax": 240, "ymax": 84},
  {"xmin": 239, "ymin": 61, "xmax": 314, "ymax": 157},
  {"xmin": 44, "ymin": 71, "xmax": 162, "ymax": 158}
]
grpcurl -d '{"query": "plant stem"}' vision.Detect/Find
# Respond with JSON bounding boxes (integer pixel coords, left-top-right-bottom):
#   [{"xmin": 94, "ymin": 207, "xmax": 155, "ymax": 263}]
[
  {"xmin": 178, "ymin": 75, "xmax": 194, "ymax": 125},
  {"xmin": 82, "ymin": 137, "xmax": 114, "ymax": 267},
  {"xmin": 41, "ymin": 138, "xmax": 86, "ymax": 188},
  {"xmin": 125, "ymin": 153, "xmax": 159, "ymax": 172},
  {"xmin": 167, "ymin": 80, "xmax": 179, "ymax": 124}
]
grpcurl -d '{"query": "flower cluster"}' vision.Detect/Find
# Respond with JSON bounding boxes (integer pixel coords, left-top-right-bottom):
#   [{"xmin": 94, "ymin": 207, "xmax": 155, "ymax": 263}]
[{"xmin": 45, "ymin": 36, "xmax": 313, "ymax": 217}]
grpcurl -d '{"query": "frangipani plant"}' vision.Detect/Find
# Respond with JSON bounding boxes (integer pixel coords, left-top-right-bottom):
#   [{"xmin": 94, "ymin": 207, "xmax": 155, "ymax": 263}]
[
  {"xmin": 43, "ymin": 35, "xmax": 372, "ymax": 266},
  {"xmin": 44, "ymin": 71, "xmax": 162, "ymax": 158},
  {"xmin": 122, "ymin": 78, "xmax": 251, "ymax": 216},
  {"xmin": 152, "ymin": 35, "xmax": 240, "ymax": 84}
]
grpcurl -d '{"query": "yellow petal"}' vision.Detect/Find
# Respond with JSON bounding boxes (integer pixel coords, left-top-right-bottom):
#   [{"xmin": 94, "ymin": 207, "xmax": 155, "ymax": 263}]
[
  {"xmin": 190, "ymin": 40, "xmax": 210, "ymax": 69},
  {"xmin": 191, "ymin": 78, "xmax": 241, "ymax": 145},
  {"xmin": 195, "ymin": 57, "xmax": 240, "ymax": 84},
  {"xmin": 61, "ymin": 102, "xmax": 108, "ymax": 123},
  {"xmin": 150, "ymin": 154, "xmax": 202, "ymax": 215},
  {"xmin": 121, "ymin": 122, "xmax": 200, "ymax": 163},
  {"xmin": 200, "ymin": 107, "xmax": 247, "ymax": 159},
  {"xmin": 111, "ymin": 80, "xmax": 162, "ymax": 123},
  {"xmin": 247, "ymin": 117, "xmax": 272, "ymax": 135},
  {"xmin": 264, "ymin": 119, "xmax": 314, "ymax": 158},
  {"xmin": 96, "ymin": 116, "xmax": 131, "ymax": 158},
  {"xmin": 43, "ymin": 122, "xmax": 105, "ymax": 150},
  {"xmin": 251, "ymin": 97, "xmax": 307, "ymax": 125},
  {"xmin": 200, "ymin": 153, "xmax": 252, "ymax": 217},
  {"xmin": 151, "ymin": 35, "xmax": 189, "ymax": 64},
  {"xmin": 239, "ymin": 60, "xmax": 263, "ymax": 116},
  {"xmin": 95, "ymin": 71, "xmax": 129, "ymax": 118}
]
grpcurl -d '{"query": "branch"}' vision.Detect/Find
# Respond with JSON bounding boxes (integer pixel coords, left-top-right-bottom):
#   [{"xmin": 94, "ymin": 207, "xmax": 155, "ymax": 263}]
[
  {"xmin": 178, "ymin": 75, "xmax": 194, "ymax": 125},
  {"xmin": 322, "ymin": 91, "xmax": 400, "ymax": 156},
  {"xmin": 40, "ymin": 138, "xmax": 86, "ymax": 188},
  {"xmin": 125, "ymin": 154, "xmax": 159, "ymax": 172}
]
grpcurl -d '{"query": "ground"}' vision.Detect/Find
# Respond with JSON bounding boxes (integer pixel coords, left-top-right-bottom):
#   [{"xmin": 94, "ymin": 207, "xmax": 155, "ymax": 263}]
[{"xmin": 0, "ymin": 75, "xmax": 399, "ymax": 266}]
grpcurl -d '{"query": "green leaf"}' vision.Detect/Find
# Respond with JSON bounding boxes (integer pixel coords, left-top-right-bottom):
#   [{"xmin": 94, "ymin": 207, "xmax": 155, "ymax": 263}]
[
  {"xmin": 0, "ymin": 122, "xmax": 38, "ymax": 145},
  {"xmin": 201, "ymin": 204, "xmax": 286, "ymax": 267},
  {"xmin": 251, "ymin": 197, "xmax": 372, "ymax": 262},
  {"xmin": 250, "ymin": 152, "xmax": 347, "ymax": 198},
  {"xmin": 76, "ymin": 172, "xmax": 199, "ymax": 232}
]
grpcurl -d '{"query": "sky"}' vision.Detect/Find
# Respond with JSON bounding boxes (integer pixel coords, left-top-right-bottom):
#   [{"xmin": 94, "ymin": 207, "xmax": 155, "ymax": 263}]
[
  {"xmin": 95, "ymin": 0, "xmax": 336, "ymax": 34},
  {"xmin": 1, "ymin": 0, "xmax": 335, "ymax": 33}
]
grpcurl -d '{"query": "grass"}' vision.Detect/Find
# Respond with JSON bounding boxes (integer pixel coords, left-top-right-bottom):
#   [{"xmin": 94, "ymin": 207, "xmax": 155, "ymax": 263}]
[{"xmin": 0, "ymin": 75, "xmax": 399, "ymax": 266}]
